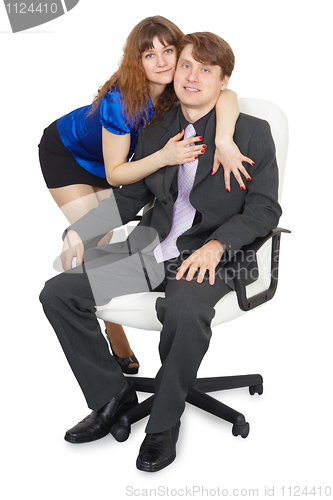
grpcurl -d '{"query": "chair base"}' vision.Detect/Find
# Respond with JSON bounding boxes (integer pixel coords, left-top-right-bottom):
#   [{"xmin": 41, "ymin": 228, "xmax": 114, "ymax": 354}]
[{"xmin": 109, "ymin": 374, "xmax": 263, "ymax": 442}]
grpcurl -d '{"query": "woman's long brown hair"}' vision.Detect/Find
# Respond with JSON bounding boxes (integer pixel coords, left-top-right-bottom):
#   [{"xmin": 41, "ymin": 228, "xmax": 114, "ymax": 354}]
[{"xmin": 91, "ymin": 16, "xmax": 183, "ymax": 126}]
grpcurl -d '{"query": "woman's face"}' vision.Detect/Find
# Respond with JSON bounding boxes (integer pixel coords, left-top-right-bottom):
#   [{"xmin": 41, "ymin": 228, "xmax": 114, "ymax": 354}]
[{"xmin": 141, "ymin": 36, "xmax": 177, "ymax": 88}]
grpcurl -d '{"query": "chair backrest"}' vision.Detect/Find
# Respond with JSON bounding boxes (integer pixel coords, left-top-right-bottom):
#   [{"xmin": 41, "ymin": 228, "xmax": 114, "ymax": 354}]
[
  {"xmin": 237, "ymin": 99, "xmax": 288, "ymax": 291},
  {"xmin": 238, "ymin": 98, "xmax": 288, "ymax": 202}
]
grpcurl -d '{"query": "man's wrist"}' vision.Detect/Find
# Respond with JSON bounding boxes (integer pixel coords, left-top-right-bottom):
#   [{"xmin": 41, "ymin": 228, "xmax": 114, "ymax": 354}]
[
  {"xmin": 210, "ymin": 238, "xmax": 225, "ymax": 252},
  {"xmin": 63, "ymin": 228, "xmax": 78, "ymax": 241}
]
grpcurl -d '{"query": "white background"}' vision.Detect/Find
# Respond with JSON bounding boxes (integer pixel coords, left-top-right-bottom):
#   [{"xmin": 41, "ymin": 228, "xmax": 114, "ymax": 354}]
[{"xmin": 1, "ymin": 0, "xmax": 332, "ymax": 498}]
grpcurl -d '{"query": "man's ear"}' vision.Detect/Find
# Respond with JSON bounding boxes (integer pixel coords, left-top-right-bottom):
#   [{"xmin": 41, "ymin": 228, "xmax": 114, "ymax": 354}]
[{"xmin": 220, "ymin": 75, "xmax": 230, "ymax": 90}]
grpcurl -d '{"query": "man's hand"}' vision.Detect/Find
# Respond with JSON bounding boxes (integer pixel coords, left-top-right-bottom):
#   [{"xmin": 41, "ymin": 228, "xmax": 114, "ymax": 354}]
[
  {"xmin": 61, "ymin": 230, "xmax": 84, "ymax": 271},
  {"xmin": 176, "ymin": 239, "xmax": 225, "ymax": 285}
]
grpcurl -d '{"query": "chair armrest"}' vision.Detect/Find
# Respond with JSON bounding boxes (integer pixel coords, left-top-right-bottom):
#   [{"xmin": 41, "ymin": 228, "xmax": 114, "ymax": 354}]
[
  {"xmin": 128, "ymin": 198, "xmax": 155, "ymax": 223},
  {"xmin": 225, "ymin": 227, "xmax": 291, "ymax": 311}
]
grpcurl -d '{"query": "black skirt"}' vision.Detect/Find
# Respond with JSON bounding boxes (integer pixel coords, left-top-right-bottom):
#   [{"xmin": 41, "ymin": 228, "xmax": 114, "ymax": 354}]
[{"xmin": 38, "ymin": 120, "xmax": 112, "ymax": 189}]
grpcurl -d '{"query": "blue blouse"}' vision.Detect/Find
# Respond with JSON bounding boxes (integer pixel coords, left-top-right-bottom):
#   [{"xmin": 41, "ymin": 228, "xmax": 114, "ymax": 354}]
[{"xmin": 56, "ymin": 88, "xmax": 155, "ymax": 178}]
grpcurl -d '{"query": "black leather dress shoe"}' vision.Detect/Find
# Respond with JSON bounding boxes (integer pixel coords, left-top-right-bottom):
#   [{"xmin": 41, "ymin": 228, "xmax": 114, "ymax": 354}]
[
  {"xmin": 64, "ymin": 382, "xmax": 138, "ymax": 444},
  {"xmin": 136, "ymin": 421, "xmax": 181, "ymax": 472}
]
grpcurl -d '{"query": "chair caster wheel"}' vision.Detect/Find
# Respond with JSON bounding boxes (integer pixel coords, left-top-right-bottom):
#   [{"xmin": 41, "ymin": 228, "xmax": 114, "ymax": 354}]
[
  {"xmin": 249, "ymin": 384, "xmax": 263, "ymax": 395},
  {"xmin": 110, "ymin": 422, "xmax": 130, "ymax": 442},
  {"xmin": 232, "ymin": 422, "xmax": 250, "ymax": 438}
]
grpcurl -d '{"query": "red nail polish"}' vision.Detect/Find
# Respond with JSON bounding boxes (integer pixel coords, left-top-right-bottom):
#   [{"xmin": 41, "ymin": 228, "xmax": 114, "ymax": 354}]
[
  {"xmin": 247, "ymin": 177, "xmax": 251, "ymax": 181},
  {"xmin": 252, "ymin": 162, "xmax": 255, "ymax": 166},
  {"xmin": 211, "ymin": 169, "xmax": 214, "ymax": 175},
  {"xmin": 226, "ymin": 188, "xmax": 230, "ymax": 193},
  {"xmin": 201, "ymin": 149, "xmax": 205, "ymax": 153},
  {"xmin": 194, "ymin": 156, "xmax": 198, "ymax": 159},
  {"xmin": 241, "ymin": 186, "xmax": 246, "ymax": 191},
  {"xmin": 199, "ymin": 137, "xmax": 204, "ymax": 140},
  {"xmin": 202, "ymin": 145, "xmax": 207, "ymax": 149}
]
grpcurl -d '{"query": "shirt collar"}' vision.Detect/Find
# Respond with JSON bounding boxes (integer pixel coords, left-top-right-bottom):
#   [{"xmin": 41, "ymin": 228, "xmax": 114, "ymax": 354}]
[{"xmin": 179, "ymin": 108, "xmax": 214, "ymax": 138}]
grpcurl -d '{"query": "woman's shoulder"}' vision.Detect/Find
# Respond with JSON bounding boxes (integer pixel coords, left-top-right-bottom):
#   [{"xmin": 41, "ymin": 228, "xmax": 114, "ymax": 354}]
[
  {"xmin": 100, "ymin": 87, "xmax": 154, "ymax": 135},
  {"xmin": 99, "ymin": 88, "xmax": 133, "ymax": 134},
  {"xmin": 100, "ymin": 87, "xmax": 124, "ymax": 107},
  {"xmin": 101, "ymin": 87, "xmax": 153, "ymax": 113}
]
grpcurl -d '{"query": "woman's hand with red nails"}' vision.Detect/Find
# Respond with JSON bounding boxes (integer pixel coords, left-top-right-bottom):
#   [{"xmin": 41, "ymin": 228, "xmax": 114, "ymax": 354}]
[
  {"xmin": 158, "ymin": 130, "xmax": 206, "ymax": 167},
  {"xmin": 211, "ymin": 136, "xmax": 254, "ymax": 192}
]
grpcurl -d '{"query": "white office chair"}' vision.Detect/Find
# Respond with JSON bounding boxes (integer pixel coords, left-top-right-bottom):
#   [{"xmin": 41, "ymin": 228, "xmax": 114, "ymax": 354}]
[{"xmin": 95, "ymin": 99, "xmax": 290, "ymax": 441}]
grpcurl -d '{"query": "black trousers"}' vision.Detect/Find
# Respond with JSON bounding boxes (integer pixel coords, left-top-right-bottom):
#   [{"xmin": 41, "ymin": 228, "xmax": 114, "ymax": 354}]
[{"xmin": 39, "ymin": 249, "xmax": 232, "ymax": 434}]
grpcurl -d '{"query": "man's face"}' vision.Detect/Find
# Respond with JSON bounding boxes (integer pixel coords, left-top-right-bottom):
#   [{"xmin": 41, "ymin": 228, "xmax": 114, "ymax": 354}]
[{"xmin": 174, "ymin": 44, "xmax": 229, "ymax": 117}]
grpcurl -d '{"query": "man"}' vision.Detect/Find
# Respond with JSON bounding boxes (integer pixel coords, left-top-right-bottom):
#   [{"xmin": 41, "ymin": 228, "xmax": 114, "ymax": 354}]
[{"xmin": 40, "ymin": 32, "xmax": 282, "ymax": 472}]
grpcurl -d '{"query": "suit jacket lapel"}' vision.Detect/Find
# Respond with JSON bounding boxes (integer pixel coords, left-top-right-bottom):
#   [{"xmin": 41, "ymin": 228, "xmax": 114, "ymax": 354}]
[
  {"xmin": 154, "ymin": 106, "xmax": 216, "ymax": 197},
  {"xmin": 157, "ymin": 106, "xmax": 182, "ymax": 195}
]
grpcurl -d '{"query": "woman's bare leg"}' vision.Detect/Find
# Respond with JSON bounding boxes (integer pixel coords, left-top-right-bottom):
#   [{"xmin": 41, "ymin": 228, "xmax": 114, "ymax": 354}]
[
  {"xmin": 49, "ymin": 184, "xmax": 139, "ymax": 370},
  {"xmin": 49, "ymin": 184, "xmax": 112, "ymax": 223}
]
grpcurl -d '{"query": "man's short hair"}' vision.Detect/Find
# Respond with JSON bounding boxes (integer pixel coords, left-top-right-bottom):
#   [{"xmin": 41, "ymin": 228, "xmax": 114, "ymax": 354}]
[{"xmin": 177, "ymin": 32, "xmax": 235, "ymax": 78}]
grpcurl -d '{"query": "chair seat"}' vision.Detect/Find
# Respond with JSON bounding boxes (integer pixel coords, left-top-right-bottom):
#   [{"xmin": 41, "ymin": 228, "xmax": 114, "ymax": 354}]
[{"xmin": 95, "ymin": 279, "xmax": 268, "ymax": 330}]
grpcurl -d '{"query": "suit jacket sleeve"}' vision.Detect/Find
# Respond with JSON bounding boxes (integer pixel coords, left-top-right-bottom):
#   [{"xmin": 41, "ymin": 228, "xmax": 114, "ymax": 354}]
[
  {"xmin": 208, "ymin": 119, "xmax": 282, "ymax": 257},
  {"xmin": 64, "ymin": 133, "xmax": 154, "ymax": 249}
]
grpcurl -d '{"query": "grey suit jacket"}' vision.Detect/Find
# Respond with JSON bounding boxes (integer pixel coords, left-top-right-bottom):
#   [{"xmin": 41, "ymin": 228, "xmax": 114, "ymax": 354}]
[{"xmin": 69, "ymin": 106, "xmax": 282, "ymax": 263}]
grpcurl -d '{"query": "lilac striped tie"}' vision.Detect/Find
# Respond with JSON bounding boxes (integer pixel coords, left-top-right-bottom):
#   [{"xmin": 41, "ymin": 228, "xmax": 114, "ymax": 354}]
[{"xmin": 154, "ymin": 124, "xmax": 198, "ymax": 263}]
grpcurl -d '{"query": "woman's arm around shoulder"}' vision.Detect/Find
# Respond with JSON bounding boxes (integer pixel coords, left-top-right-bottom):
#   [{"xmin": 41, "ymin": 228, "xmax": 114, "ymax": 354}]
[
  {"xmin": 214, "ymin": 88, "xmax": 255, "ymax": 192},
  {"xmin": 103, "ymin": 127, "xmax": 206, "ymax": 187}
]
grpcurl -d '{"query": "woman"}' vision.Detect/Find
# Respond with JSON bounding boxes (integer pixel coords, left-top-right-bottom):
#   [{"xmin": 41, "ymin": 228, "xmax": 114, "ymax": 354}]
[{"xmin": 39, "ymin": 16, "xmax": 253, "ymax": 375}]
